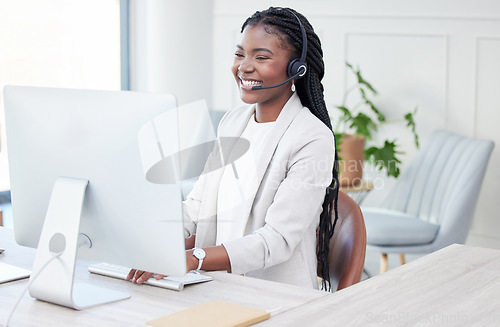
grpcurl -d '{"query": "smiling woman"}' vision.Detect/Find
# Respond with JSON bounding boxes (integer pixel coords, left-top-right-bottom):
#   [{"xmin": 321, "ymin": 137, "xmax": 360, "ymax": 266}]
[
  {"xmin": 129, "ymin": 7, "xmax": 339, "ymax": 292},
  {"xmin": 232, "ymin": 25, "xmax": 294, "ymax": 122}
]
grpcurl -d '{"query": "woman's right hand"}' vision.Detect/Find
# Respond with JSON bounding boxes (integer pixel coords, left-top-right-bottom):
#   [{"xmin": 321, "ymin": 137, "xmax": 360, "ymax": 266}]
[
  {"xmin": 127, "ymin": 236, "xmax": 196, "ymax": 284},
  {"xmin": 126, "ymin": 269, "xmax": 165, "ymax": 284}
]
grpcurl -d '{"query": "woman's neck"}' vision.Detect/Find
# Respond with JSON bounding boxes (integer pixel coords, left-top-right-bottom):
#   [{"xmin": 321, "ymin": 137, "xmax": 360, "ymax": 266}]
[{"xmin": 254, "ymin": 92, "xmax": 294, "ymax": 123}]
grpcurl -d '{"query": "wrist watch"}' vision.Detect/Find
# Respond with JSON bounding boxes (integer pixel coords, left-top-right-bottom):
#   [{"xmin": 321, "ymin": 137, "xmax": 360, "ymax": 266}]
[{"xmin": 192, "ymin": 248, "xmax": 206, "ymax": 270}]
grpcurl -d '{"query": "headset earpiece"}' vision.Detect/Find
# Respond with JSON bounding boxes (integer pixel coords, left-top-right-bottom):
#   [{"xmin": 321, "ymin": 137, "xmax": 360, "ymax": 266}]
[{"xmin": 287, "ymin": 59, "xmax": 307, "ymax": 78}]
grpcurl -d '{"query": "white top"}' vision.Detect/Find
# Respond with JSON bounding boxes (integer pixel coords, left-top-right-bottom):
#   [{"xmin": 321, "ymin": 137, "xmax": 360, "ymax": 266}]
[{"xmin": 216, "ymin": 113, "xmax": 276, "ymax": 245}]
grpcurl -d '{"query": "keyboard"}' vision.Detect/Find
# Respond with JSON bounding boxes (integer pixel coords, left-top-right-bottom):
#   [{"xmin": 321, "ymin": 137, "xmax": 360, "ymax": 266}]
[{"xmin": 88, "ymin": 263, "xmax": 213, "ymax": 292}]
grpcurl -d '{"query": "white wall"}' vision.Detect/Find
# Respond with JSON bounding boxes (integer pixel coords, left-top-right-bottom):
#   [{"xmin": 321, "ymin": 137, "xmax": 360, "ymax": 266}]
[
  {"xmin": 211, "ymin": 0, "xmax": 500, "ymax": 248},
  {"xmin": 129, "ymin": 0, "xmax": 214, "ymax": 107},
  {"xmin": 129, "ymin": 0, "xmax": 500, "ymax": 248}
]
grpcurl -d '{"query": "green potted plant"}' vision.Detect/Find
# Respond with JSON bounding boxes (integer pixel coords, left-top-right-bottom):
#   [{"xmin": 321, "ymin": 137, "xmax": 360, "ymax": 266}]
[{"xmin": 333, "ymin": 62, "xmax": 419, "ymax": 186}]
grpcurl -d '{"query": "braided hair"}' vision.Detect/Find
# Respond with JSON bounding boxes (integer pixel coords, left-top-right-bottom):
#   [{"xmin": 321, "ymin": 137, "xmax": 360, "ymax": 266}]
[{"xmin": 242, "ymin": 7, "xmax": 340, "ymax": 291}]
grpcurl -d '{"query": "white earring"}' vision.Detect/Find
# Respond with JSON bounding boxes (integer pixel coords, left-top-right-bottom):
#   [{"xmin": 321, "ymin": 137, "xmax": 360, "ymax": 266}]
[{"xmin": 291, "ymin": 81, "xmax": 296, "ymax": 92}]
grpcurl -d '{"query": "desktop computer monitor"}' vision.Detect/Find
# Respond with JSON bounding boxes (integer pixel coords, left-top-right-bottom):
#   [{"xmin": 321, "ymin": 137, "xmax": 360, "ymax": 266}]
[{"xmin": 3, "ymin": 86, "xmax": 188, "ymax": 309}]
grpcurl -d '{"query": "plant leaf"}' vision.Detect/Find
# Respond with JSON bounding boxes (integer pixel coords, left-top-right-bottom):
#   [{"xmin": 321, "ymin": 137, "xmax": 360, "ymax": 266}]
[
  {"xmin": 365, "ymin": 99, "xmax": 386, "ymax": 122},
  {"xmin": 350, "ymin": 112, "xmax": 377, "ymax": 139},
  {"xmin": 404, "ymin": 107, "xmax": 419, "ymax": 148},
  {"xmin": 346, "ymin": 62, "xmax": 377, "ymax": 94},
  {"xmin": 359, "ymin": 87, "xmax": 367, "ymax": 99},
  {"xmin": 364, "ymin": 140, "xmax": 403, "ymax": 178},
  {"xmin": 336, "ymin": 106, "xmax": 352, "ymax": 119},
  {"xmin": 357, "ymin": 73, "xmax": 377, "ymax": 95}
]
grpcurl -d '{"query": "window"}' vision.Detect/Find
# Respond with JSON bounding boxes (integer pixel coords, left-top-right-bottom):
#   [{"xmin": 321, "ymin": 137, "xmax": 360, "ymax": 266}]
[{"xmin": 0, "ymin": 0, "xmax": 122, "ymax": 191}]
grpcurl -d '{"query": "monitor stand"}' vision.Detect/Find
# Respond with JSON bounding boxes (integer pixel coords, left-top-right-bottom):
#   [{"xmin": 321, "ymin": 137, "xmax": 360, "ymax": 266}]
[{"xmin": 28, "ymin": 177, "xmax": 130, "ymax": 310}]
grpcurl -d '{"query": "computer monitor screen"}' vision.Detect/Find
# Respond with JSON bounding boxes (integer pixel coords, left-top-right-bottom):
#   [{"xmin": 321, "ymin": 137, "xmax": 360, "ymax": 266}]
[{"xmin": 3, "ymin": 86, "xmax": 188, "ymax": 307}]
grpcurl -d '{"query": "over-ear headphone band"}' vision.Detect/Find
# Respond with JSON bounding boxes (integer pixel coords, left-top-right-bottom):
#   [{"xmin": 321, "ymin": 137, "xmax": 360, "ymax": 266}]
[
  {"xmin": 288, "ymin": 10, "xmax": 307, "ymax": 70},
  {"xmin": 252, "ymin": 8, "xmax": 308, "ymax": 91}
]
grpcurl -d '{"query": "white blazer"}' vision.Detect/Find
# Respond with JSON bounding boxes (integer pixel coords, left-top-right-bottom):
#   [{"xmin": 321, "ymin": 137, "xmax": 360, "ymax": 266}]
[{"xmin": 183, "ymin": 93, "xmax": 334, "ymax": 288}]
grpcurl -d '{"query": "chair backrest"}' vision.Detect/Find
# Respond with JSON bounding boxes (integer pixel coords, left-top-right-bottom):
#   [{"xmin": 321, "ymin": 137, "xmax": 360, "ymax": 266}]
[
  {"xmin": 381, "ymin": 130, "xmax": 494, "ymax": 246},
  {"xmin": 319, "ymin": 190, "xmax": 366, "ymax": 291}
]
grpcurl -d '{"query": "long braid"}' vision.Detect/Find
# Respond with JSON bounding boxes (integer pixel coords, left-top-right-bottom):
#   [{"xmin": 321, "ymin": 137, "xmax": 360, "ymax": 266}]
[{"xmin": 242, "ymin": 7, "xmax": 340, "ymax": 292}]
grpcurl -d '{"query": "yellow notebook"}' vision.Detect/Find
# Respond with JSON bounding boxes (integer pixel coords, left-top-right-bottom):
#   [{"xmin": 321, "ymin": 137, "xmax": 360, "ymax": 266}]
[{"xmin": 146, "ymin": 300, "xmax": 270, "ymax": 327}]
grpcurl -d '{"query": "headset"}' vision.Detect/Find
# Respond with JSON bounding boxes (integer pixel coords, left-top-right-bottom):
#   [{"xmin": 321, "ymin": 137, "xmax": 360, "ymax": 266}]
[{"xmin": 251, "ymin": 9, "xmax": 308, "ymax": 91}]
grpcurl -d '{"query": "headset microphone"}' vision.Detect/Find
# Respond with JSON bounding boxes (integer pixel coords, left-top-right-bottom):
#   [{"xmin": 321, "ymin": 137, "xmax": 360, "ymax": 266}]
[
  {"xmin": 251, "ymin": 9, "xmax": 308, "ymax": 91},
  {"xmin": 251, "ymin": 68, "xmax": 306, "ymax": 90}
]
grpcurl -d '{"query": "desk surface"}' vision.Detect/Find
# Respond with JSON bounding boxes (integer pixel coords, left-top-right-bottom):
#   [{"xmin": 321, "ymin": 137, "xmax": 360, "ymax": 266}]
[
  {"xmin": 260, "ymin": 243, "xmax": 500, "ymax": 326},
  {"xmin": 3, "ymin": 227, "xmax": 500, "ymax": 326},
  {"xmin": 0, "ymin": 227, "xmax": 328, "ymax": 326}
]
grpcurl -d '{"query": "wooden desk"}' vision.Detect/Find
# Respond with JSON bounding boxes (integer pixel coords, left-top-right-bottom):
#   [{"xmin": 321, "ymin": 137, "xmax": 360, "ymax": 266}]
[
  {"xmin": 259, "ymin": 244, "xmax": 500, "ymax": 326},
  {"xmin": 4, "ymin": 226, "xmax": 500, "ymax": 327},
  {"xmin": 0, "ymin": 227, "xmax": 328, "ymax": 326}
]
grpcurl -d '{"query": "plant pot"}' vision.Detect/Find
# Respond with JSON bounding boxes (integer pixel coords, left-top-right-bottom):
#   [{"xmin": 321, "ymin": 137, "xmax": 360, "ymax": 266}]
[{"xmin": 338, "ymin": 134, "xmax": 365, "ymax": 187}]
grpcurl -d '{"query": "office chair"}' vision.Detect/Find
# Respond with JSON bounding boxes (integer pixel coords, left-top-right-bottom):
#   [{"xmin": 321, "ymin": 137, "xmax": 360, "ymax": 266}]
[
  {"xmin": 362, "ymin": 130, "xmax": 494, "ymax": 273},
  {"xmin": 319, "ymin": 190, "xmax": 367, "ymax": 291}
]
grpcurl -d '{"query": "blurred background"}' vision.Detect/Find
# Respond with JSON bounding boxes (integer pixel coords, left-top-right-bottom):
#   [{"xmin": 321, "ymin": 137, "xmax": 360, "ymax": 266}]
[{"xmin": 1, "ymin": 0, "xmax": 499, "ymax": 274}]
